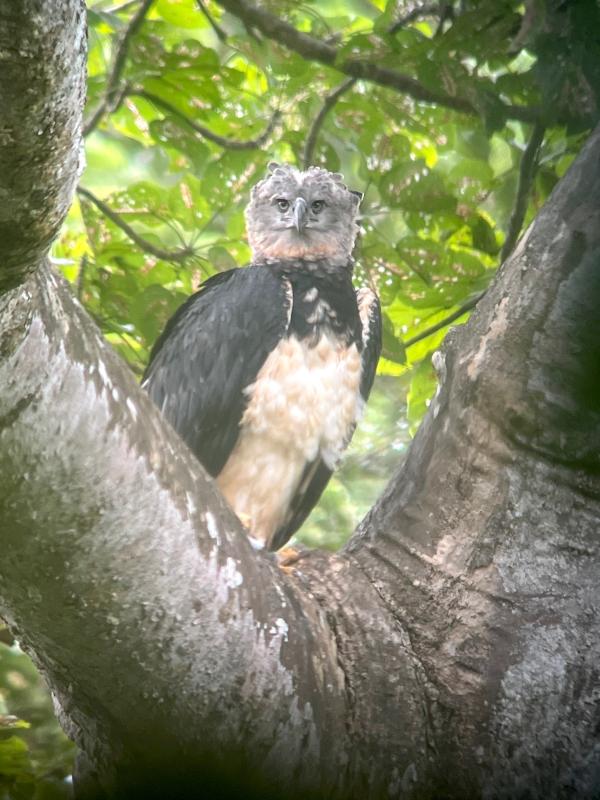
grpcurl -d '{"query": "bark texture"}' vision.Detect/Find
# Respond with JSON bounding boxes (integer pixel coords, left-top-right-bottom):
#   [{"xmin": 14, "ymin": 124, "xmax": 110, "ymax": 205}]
[
  {"xmin": 0, "ymin": 3, "xmax": 600, "ymax": 799},
  {"xmin": 0, "ymin": 0, "xmax": 86, "ymax": 289},
  {"xmin": 0, "ymin": 264, "xmax": 426, "ymax": 798},
  {"xmin": 349, "ymin": 124, "xmax": 600, "ymax": 797}
]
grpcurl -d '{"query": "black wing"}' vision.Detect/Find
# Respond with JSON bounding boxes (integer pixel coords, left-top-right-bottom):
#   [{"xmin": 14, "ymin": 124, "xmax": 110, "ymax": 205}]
[
  {"xmin": 269, "ymin": 288, "xmax": 382, "ymax": 550},
  {"xmin": 142, "ymin": 267, "xmax": 291, "ymax": 476},
  {"xmin": 270, "ymin": 460, "xmax": 333, "ymax": 551}
]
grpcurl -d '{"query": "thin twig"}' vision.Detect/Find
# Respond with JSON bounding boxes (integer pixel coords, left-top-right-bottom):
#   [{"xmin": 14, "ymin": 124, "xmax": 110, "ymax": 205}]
[
  {"xmin": 129, "ymin": 88, "xmax": 281, "ymax": 149},
  {"xmin": 84, "ymin": 85, "xmax": 129, "ymax": 137},
  {"xmin": 303, "ymin": 78, "xmax": 355, "ymax": 169},
  {"xmin": 77, "ymin": 186, "xmax": 196, "ymax": 263},
  {"xmin": 196, "ymin": 0, "xmax": 228, "ymax": 41},
  {"xmin": 77, "ymin": 255, "xmax": 88, "ymax": 301},
  {"xmin": 500, "ymin": 120, "xmax": 546, "ymax": 262},
  {"xmin": 404, "ymin": 291, "xmax": 484, "ymax": 349},
  {"xmin": 84, "ymin": 0, "xmax": 156, "ymax": 136},
  {"xmin": 388, "ymin": 3, "xmax": 440, "ymax": 34},
  {"xmin": 214, "ymin": 0, "xmax": 540, "ymax": 123},
  {"xmin": 434, "ymin": 3, "xmax": 454, "ymax": 36}
]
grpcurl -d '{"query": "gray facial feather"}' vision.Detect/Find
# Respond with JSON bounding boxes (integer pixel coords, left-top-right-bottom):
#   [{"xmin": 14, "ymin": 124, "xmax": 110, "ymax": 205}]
[{"xmin": 245, "ymin": 165, "xmax": 362, "ymax": 265}]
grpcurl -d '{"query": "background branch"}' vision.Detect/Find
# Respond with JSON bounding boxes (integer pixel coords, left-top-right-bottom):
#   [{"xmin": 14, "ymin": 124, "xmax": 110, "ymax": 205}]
[
  {"xmin": 401, "ymin": 121, "xmax": 545, "ymax": 352},
  {"xmin": 129, "ymin": 89, "xmax": 281, "ymax": 149},
  {"xmin": 196, "ymin": 0, "xmax": 228, "ymax": 41},
  {"xmin": 84, "ymin": 0, "xmax": 156, "ymax": 137},
  {"xmin": 388, "ymin": 3, "xmax": 441, "ymax": 34},
  {"xmin": 403, "ymin": 291, "xmax": 485, "ymax": 349},
  {"xmin": 76, "ymin": 254, "xmax": 88, "ymax": 301},
  {"xmin": 500, "ymin": 120, "xmax": 546, "ymax": 262},
  {"xmin": 215, "ymin": 0, "xmax": 539, "ymax": 123},
  {"xmin": 77, "ymin": 186, "xmax": 196, "ymax": 263},
  {"xmin": 303, "ymin": 78, "xmax": 355, "ymax": 168}
]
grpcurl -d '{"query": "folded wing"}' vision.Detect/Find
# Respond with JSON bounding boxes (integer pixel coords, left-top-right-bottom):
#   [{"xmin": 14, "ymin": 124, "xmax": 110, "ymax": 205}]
[{"xmin": 142, "ymin": 267, "xmax": 292, "ymax": 477}]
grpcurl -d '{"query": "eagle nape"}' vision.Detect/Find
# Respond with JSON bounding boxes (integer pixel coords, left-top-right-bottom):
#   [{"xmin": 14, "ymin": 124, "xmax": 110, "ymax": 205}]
[{"xmin": 142, "ymin": 163, "xmax": 382, "ymax": 551}]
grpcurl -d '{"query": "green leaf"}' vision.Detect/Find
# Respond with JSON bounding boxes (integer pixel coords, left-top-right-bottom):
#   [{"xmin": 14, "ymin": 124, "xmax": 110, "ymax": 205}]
[
  {"xmin": 156, "ymin": 0, "xmax": 206, "ymax": 29},
  {"xmin": 0, "ymin": 735, "xmax": 32, "ymax": 778},
  {"xmin": 207, "ymin": 246, "xmax": 238, "ymax": 272},
  {"xmin": 406, "ymin": 358, "xmax": 437, "ymax": 435},
  {"xmin": 381, "ymin": 312, "xmax": 406, "ymax": 365}
]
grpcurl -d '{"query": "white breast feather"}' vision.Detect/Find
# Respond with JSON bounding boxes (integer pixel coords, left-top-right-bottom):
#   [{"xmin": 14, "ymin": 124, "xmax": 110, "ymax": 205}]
[{"xmin": 216, "ymin": 332, "xmax": 364, "ymax": 546}]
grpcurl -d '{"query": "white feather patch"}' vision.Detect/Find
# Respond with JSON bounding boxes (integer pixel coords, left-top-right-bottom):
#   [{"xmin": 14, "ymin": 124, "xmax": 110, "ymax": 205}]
[{"xmin": 217, "ymin": 333, "xmax": 363, "ymax": 546}]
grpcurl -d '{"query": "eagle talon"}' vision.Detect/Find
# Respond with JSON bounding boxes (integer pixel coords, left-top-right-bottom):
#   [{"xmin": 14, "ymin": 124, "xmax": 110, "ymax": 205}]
[
  {"xmin": 276, "ymin": 546, "xmax": 302, "ymax": 568},
  {"xmin": 236, "ymin": 512, "xmax": 252, "ymax": 530}
]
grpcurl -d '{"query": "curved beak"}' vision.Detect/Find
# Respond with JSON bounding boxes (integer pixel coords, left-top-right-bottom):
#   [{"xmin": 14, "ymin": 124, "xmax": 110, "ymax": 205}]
[{"xmin": 292, "ymin": 197, "xmax": 308, "ymax": 233}]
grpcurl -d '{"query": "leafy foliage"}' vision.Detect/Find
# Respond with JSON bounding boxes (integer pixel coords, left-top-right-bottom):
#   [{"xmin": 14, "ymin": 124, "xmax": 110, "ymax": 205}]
[
  {"xmin": 0, "ymin": 628, "xmax": 75, "ymax": 798},
  {"xmin": 4, "ymin": 0, "xmax": 597, "ymax": 792}
]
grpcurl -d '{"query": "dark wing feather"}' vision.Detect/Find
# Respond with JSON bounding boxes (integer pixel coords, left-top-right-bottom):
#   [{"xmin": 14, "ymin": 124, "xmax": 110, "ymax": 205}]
[
  {"xmin": 269, "ymin": 460, "xmax": 333, "ymax": 551},
  {"xmin": 269, "ymin": 287, "xmax": 382, "ymax": 551},
  {"xmin": 142, "ymin": 266, "xmax": 291, "ymax": 476}
]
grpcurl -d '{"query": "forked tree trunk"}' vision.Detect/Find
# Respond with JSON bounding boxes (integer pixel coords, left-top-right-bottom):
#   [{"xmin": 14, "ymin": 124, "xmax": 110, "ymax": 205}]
[{"xmin": 1, "ymin": 3, "xmax": 599, "ymax": 799}]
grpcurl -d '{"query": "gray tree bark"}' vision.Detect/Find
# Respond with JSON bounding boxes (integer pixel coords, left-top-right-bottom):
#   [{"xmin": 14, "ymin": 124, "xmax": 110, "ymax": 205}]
[{"xmin": 0, "ymin": 3, "xmax": 599, "ymax": 799}]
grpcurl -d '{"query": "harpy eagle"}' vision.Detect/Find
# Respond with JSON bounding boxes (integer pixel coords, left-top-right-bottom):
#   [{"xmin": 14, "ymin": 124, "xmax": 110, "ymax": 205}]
[{"xmin": 142, "ymin": 164, "xmax": 382, "ymax": 551}]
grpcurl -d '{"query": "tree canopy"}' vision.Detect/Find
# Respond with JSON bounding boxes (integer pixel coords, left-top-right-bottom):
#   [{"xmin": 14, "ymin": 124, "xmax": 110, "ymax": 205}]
[{"xmin": 1, "ymin": 0, "xmax": 599, "ymax": 796}]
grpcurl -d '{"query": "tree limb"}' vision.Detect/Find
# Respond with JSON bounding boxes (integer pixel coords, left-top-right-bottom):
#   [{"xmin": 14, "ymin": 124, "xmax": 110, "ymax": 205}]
[
  {"xmin": 196, "ymin": 0, "xmax": 228, "ymax": 41},
  {"xmin": 303, "ymin": 78, "xmax": 356, "ymax": 169},
  {"xmin": 402, "ymin": 121, "xmax": 545, "ymax": 351},
  {"xmin": 128, "ymin": 88, "xmax": 281, "ymax": 150},
  {"xmin": 0, "ymin": 0, "xmax": 86, "ymax": 289},
  {"xmin": 77, "ymin": 186, "xmax": 196, "ymax": 263},
  {"xmin": 215, "ymin": 0, "xmax": 539, "ymax": 123},
  {"xmin": 349, "ymin": 121, "xmax": 600, "ymax": 795},
  {"xmin": 388, "ymin": 3, "xmax": 442, "ymax": 34},
  {"xmin": 500, "ymin": 120, "xmax": 546, "ymax": 262},
  {"xmin": 76, "ymin": 254, "xmax": 88, "ymax": 301},
  {"xmin": 83, "ymin": 0, "xmax": 156, "ymax": 137},
  {"xmin": 0, "ymin": 258, "xmax": 427, "ymax": 797},
  {"xmin": 403, "ymin": 290, "xmax": 484, "ymax": 349}
]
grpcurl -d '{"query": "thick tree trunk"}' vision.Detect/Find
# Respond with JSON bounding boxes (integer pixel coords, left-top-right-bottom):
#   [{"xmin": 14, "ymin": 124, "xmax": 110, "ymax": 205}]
[
  {"xmin": 348, "ymin": 126, "xmax": 600, "ymax": 796},
  {"xmin": 1, "ymin": 4, "xmax": 599, "ymax": 799},
  {"xmin": 0, "ymin": 0, "xmax": 86, "ymax": 289}
]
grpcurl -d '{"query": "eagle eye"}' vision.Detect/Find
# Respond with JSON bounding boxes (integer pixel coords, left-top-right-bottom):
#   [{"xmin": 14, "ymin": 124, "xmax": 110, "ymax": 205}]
[
  {"xmin": 311, "ymin": 200, "xmax": 325, "ymax": 214},
  {"xmin": 276, "ymin": 198, "xmax": 290, "ymax": 211}
]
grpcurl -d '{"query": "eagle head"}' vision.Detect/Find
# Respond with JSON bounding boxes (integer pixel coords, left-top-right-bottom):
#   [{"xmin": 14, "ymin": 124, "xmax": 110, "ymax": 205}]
[{"xmin": 245, "ymin": 163, "xmax": 363, "ymax": 265}]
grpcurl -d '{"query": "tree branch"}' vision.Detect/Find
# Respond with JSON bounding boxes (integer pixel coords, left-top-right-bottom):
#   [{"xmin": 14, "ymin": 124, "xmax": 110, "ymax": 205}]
[
  {"xmin": 128, "ymin": 88, "xmax": 281, "ymax": 150},
  {"xmin": 0, "ymin": 260, "xmax": 427, "ymax": 797},
  {"xmin": 76, "ymin": 254, "xmax": 88, "ymax": 301},
  {"xmin": 0, "ymin": 0, "xmax": 86, "ymax": 290},
  {"xmin": 215, "ymin": 0, "xmax": 539, "ymax": 123},
  {"xmin": 196, "ymin": 0, "xmax": 228, "ymax": 41},
  {"xmin": 403, "ymin": 290, "xmax": 484, "ymax": 349},
  {"xmin": 347, "ymin": 122, "xmax": 600, "ymax": 795},
  {"xmin": 77, "ymin": 186, "xmax": 196, "ymax": 263},
  {"xmin": 303, "ymin": 78, "xmax": 355, "ymax": 169},
  {"xmin": 400, "ymin": 121, "xmax": 545, "ymax": 351},
  {"xmin": 83, "ymin": 0, "xmax": 156, "ymax": 137},
  {"xmin": 388, "ymin": 3, "xmax": 441, "ymax": 34},
  {"xmin": 500, "ymin": 120, "xmax": 546, "ymax": 262}
]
